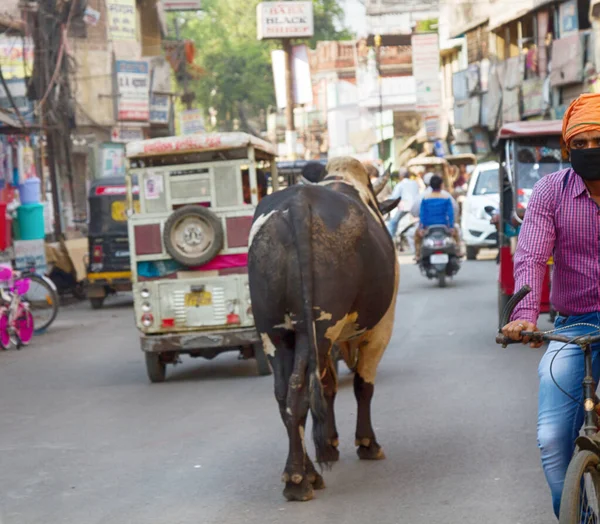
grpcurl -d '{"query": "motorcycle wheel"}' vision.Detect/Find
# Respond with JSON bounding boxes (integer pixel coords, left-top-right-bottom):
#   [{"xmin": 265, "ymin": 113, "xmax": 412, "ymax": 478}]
[{"xmin": 438, "ymin": 273, "xmax": 447, "ymax": 288}]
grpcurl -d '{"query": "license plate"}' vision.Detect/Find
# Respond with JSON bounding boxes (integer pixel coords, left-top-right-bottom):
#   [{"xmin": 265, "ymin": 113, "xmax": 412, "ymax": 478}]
[
  {"xmin": 430, "ymin": 254, "xmax": 449, "ymax": 264},
  {"xmin": 184, "ymin": 291, "xmax": 212, "ymax": 307}
]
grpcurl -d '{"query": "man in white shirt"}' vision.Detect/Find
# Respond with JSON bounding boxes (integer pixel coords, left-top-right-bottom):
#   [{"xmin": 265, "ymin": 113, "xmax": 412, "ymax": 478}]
[{"xmin": 386, "ymin": 171, "xmax": 420, "ymax": 237}]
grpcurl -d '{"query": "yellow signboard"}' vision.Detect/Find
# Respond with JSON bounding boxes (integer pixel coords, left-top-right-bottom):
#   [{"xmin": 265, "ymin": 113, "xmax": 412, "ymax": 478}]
[
  {"xmin": 107, "ymin": 0, "xmax": 137, "ymax": 41},
  {"xmin": 111, "ymin": 200, "xmax": 140, "ymax": 221}
]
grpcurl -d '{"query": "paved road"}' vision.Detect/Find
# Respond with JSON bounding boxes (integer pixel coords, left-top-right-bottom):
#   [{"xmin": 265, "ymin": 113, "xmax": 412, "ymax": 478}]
[{"xmin": 0, "ymin": 257, "xmax": 556, "ymax": 524}]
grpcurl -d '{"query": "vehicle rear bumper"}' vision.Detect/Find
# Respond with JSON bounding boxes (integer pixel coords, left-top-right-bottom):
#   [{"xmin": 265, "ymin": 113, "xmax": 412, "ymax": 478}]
[{"xmin": 140, "ymin": 326, "xmax": 260, "ymax": 353}]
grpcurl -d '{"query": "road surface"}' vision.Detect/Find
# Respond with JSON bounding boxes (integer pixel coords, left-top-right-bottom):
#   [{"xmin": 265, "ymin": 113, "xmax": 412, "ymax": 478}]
[{"xmin": 0, "ymin": 257, "xmax": 556, "ymax": 523}]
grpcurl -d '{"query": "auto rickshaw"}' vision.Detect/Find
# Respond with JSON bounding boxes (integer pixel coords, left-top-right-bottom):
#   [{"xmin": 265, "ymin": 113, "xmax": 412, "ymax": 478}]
[
  {"xmin": 86, "ymin": 176, "xmax": 139, "ymax": 309},
  {"xmin": 496, "ymin": 120, "xmax": 569, "ymax": 326},
  {"xmin": 406, "ymin": 156, "xmax": 454, "ymax": 193}
]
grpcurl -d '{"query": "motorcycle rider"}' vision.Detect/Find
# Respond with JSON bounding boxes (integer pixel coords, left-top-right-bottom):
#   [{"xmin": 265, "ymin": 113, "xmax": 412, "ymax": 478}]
[
  {"xmin": 414, "ymin": 175, "xmax": 459, "ymax": 260},
  {"xmin": 502, "ymin": 93, "xmax": 600, "ymax": 518},
  {"xmin": 387, "ymin": 170, "xmax": 420, "ymax": 238}
]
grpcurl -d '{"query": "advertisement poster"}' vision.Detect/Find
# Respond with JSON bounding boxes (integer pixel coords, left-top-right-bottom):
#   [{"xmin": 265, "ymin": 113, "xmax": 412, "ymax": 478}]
[
  {"xmin": 107, "ymin": 0, "xmax": 137, "ymax": 41},
  {"xmin": 100, "ymin": 143, "xmax": 126, "ymax": 178},
  {"xmin": 150, "ymin": 94, "xmax": 170, "ymax": 124},
  {"xmin": 14, "ymin": 240, "xmax": 47, "ymax": 274},
  {"xmin": 0, "ymin": 36, "xmax": 34, "ymax": 80},
  {"xmin": 144, "ymin": 174, "xmax": 163, "ymax": 200},
  {"xmin": 115, "ymin": 60, "xmax": 150, "ymax": 121}
]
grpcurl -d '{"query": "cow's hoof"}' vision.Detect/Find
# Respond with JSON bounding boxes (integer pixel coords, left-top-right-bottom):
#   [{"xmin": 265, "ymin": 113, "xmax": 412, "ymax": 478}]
[
  {"xmin": 320, "ymin": 443, "xmax": 340, "ymax": 463},
  {"xmin": 357, "ymin": 442, "xmax": 385, "ymax": 461},
  {"xmin": 307, "ymin": 471, "xmax": 326, "ymax": 490},
  {"xmin": 283, "ymin": 477, "xmax": 314, "ymax": 501}
]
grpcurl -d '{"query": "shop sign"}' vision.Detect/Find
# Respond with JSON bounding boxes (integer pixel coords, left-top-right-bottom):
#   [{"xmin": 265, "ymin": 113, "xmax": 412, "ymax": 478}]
[
  {"xmin": 14, "ymin": 240, "xmax": 47, "ymax": 274},
  {"xmin": 412, "ymin": 33, "xmax": 442, "ymax": 114},
  {"xmin": 115, "ymin": 60, "xmax": 150, "ymax": 122},
  {"xmin": 150, "ymin": 94, "xmax": 170, "ymax": 125},
  {"xmin": 161, "ymin": 0, "xmax": 201, "ymax": 10},
  {"xmin": 179, "ymin": 109, "xmax": 205, "ymax": 135},
  {"xmin": 257, "ymin": 2, "xmax": 314, "ymax": 40},
  {"xmin": 111, "ymin": 127, "xmax": 145, "ymax": 143},
  {"xmin": 107, "ymin": 0, "xmax": 137, "ymax": 41}
]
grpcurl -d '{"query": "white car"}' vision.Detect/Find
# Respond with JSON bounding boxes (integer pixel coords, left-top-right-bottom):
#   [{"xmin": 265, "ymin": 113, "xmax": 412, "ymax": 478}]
[{"xmin": 461, "ymin": 161, "xmax": 500, "ymax": 260}]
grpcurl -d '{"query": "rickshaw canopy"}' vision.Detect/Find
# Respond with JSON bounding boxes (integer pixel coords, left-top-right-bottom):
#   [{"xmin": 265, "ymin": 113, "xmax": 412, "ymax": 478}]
[
  {"xmin": 125, "ymin": 132, "xmax": 277, "ymax": 159},
  {"xmin": 497, "ymin": 120, "xmax": 563, "ymax": 140}
]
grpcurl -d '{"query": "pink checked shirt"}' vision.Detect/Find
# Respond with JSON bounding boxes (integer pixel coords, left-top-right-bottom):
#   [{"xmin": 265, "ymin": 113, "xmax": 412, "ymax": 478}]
[{"xmin": 512, "ymin": 168, "xmax": 600, "ymax": 324}]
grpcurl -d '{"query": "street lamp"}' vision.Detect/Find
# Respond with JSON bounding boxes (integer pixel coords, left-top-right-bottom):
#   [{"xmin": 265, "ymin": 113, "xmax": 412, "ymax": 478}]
[{"xmin": 374, "ymin": 34, "xmax": 384, "ymax": 161}]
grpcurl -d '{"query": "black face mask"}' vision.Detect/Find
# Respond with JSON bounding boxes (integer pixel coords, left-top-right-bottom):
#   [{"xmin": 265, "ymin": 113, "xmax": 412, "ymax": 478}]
[{"xmin": 570, "ymin": 147, "xmax": 600, "ymax": 181}]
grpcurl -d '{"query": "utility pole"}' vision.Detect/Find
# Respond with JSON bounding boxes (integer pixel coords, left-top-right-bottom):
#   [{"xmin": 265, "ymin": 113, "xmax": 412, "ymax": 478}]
[
  {"xmin": 282, "ymin": 38, "xmax": 296, "ymax": 161},
  {"xmin": 375, "ymin": 33, "xmax": 384, "ymax": 162}
]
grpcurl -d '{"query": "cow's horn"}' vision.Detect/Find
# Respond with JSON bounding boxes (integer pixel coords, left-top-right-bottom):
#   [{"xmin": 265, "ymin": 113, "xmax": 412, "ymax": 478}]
[{"xmin": 372, "ymin": 163, "xmax": 392, "ymax": 195}]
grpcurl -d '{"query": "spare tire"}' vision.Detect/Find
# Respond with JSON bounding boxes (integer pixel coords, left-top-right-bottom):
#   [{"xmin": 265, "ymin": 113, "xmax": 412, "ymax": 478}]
[{"xmin": 163, "ymin": 205, "xmax": 224, "ymax": 267}]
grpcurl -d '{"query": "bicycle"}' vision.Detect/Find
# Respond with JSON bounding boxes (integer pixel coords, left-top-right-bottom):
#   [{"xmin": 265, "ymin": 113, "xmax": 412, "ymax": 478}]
[
  {"xmin": 18, "ymin": 266, "xmax": 59, "ymax": 334},
  {"xmin": 0, "ymin": 266, "xmax": 34, "ymax": 349},
  {"xmin": 497, "ymin": 285, "xmax": 600, "ymax": 523}
]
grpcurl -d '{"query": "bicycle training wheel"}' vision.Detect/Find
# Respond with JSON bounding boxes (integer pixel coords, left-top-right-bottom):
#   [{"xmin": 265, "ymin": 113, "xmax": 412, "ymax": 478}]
[
  {"xmin": 559, "ymin": 450, "xmax": 600, "ymax": 523},
  {"xmin": 16, "ymin": 309, "xmax": 34, "ymax": 346},
  {"xmin": 0, "ymin": 312, "xmax": 10, "ymax": 349},
  {"xmin": 22, "ymin": 274, "xmax": 59, "ymax": 334}
]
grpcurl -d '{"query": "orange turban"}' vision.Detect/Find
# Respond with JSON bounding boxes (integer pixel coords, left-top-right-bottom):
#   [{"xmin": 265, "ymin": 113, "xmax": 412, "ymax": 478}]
[{"xmin": 562, "ymin": 93, "xmax": 600, "ymax": 148}]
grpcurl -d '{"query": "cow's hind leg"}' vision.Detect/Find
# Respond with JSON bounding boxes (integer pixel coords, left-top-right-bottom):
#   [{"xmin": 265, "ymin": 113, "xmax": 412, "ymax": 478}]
[
  {"xmin": 318, "ymin": 348, "xmax": 340, "ymax": 463},
  {"xmin": 281, "ymin": 332, "xmax": 315, "ymax": 501},
  {"xmin": 353, "ymin": 329, "xmax": 392, "ymax": 461}
]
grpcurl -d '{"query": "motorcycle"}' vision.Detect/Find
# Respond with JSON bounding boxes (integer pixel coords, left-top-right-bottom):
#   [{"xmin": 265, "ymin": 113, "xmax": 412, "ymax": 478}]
[{"xmin": 419, "ymin": 226, "xmax": 461, "ymax": 287}]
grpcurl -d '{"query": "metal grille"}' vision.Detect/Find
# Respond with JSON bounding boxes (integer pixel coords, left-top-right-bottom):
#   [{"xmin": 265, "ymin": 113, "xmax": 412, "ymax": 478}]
[
  {"xmin": 170, "ymin": 177, "xmax": 211, "ymax": 201},
  {"xmin": 214, "ymin": 166, "xmax": 240, "ymax": 207}
]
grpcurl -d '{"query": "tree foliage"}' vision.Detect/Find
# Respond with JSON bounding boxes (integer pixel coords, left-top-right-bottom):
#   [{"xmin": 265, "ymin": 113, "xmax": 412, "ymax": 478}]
[{"xmin": 178, "ymin": 0, "xmax": 350, "ymax": 133}]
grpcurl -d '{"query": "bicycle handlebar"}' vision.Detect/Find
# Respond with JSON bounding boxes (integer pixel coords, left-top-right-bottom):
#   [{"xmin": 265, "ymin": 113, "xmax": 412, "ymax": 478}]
[{"xmin": 496, "ymin": 285, "xmax": 600, "ymax": 347}]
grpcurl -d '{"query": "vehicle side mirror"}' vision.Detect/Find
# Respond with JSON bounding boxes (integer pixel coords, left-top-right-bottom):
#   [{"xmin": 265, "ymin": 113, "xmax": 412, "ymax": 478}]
[{"xmin": 378, "ymin": 197, "xmax": 401, "ymax": 216}]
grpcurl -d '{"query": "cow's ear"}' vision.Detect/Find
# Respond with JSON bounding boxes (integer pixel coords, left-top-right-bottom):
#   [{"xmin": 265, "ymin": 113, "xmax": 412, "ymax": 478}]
[{"xmin": 378, "ymin": 197, "xmax": 400, "ymax": 216}]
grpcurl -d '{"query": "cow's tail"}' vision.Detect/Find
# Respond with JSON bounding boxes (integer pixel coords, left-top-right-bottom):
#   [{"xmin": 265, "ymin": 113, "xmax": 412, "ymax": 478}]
[{"xmin": 288, "ymin": 193, "xmax": 329, "ymax": 467}]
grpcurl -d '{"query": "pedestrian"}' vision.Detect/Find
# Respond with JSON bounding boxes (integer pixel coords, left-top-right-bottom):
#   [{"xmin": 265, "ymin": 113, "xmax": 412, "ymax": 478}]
[{"xmin": 501, "ymin": 92, "xmax": 600, "ymax": 518}]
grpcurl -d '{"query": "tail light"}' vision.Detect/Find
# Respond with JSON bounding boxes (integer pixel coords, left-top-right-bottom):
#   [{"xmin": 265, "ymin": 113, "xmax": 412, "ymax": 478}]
[
  {"xmin": 92, "ymin": 245, "xmax": 103, "ymax": 264},
  {"xmin": 141, "ymin": 313, "xmax": 154, "ymax": 327},
  {"xmin": 162, "ymin": 318, "xmax": 175, "ymax": 328},
  {"xmin": 227, "ymin": 313, "xmax": 241, "ymax": 325}
]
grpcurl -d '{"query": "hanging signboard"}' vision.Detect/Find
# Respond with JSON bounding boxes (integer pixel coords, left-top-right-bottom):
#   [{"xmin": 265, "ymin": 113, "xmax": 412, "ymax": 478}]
[
  {"xmin": 150, "ymin": 94, "xmax": 170, "ymax": 125},
  {"xmin": 115, "ymin": 60, "xmax": 150, "ymax": 122},
  {"xmin": 179, "ymin": 109, "xmax": 206, "ymax": 135},
  {"xmin": 257, "ymin": 2, "xmax": 314, "ymax": 40},
  {"xmin": 411, "ymin": 33, "xmax": 442, "ymax": 115},
  {"xmin": 0, "ymin": 36, "xmax": 34, "ymax": 80},
  {"xmin": 161, "ymin": 0, "xmax": 201, "ymax": 10},
  {"xmin": 107, "ymin": 0, "xmax": 137, "ymax": 41}
]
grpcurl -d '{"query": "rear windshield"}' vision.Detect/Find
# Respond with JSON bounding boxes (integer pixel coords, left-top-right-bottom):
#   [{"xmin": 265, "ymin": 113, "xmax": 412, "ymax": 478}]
[{"xmin": 473, "ymin": 169, "xmax": 499, "ymax": 195}]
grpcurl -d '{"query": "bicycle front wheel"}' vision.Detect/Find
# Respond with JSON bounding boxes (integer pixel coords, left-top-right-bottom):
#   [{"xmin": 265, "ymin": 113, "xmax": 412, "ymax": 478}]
[
  {"xmin": 23, "ymin": 274, "xmax": 59, "ymax": 334},
  {"xmin": 559, "ymin": 450, "xmax": 600, "ymax": 523}
]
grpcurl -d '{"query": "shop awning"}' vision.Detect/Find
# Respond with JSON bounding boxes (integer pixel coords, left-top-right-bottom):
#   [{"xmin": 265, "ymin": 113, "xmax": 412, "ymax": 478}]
[
  {"xmin": 488, "ymin": 0, "xmax": 554, "ymax": 31},
  {"xmin": 0, "ymin": 110, "xmax": 23, "ymax": 129}
]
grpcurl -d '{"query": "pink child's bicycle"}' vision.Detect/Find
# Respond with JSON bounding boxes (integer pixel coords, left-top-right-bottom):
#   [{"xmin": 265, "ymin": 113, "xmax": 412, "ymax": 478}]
[{"xmin": 0, "ymin": 265, "xmax": 34, "ymax": 349}]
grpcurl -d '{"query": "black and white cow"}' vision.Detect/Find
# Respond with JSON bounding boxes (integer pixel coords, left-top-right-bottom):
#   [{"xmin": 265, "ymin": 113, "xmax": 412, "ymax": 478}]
[{"xmin": 248, "ymin": 157, "xmax": 400, "ymax": 501}]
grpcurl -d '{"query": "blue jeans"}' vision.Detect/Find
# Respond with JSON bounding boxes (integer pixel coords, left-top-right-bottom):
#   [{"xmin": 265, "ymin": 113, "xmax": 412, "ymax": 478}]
[
  {"xmin": 387, "ymin": 210, "xmax": 407, "ymax": 237},
  {"xmin": 538, "ymin": 312, "xmax": 600, "ymax": 517}
]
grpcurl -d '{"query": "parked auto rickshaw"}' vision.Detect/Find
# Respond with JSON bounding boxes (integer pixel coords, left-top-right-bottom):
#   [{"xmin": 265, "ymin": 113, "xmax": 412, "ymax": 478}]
[
  {"xmin": 86, "ymin": 176, "xmax": 139, "ymax": 309},
  {"xmin": 496, "ymin": 120, "xmax": 569, "ymax": 325}
]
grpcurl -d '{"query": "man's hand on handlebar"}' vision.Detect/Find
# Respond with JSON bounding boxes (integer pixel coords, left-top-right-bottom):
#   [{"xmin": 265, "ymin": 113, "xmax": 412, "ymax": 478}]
[{"xmin": 502, "ymin": 319, "xmax": 543, "ymax": 348}]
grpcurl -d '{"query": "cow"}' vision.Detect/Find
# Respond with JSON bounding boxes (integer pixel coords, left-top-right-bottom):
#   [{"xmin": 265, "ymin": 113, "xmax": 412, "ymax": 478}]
[{"xmin": 248, "ymin": 157, "xmax": 400, "ymax": 501}]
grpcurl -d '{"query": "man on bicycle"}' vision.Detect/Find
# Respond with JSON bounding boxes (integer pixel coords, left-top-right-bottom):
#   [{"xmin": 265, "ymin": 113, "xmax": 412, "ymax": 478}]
[{"xmin": 502, "ymin": 93, "xmax": 600, "ymax": 518}]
